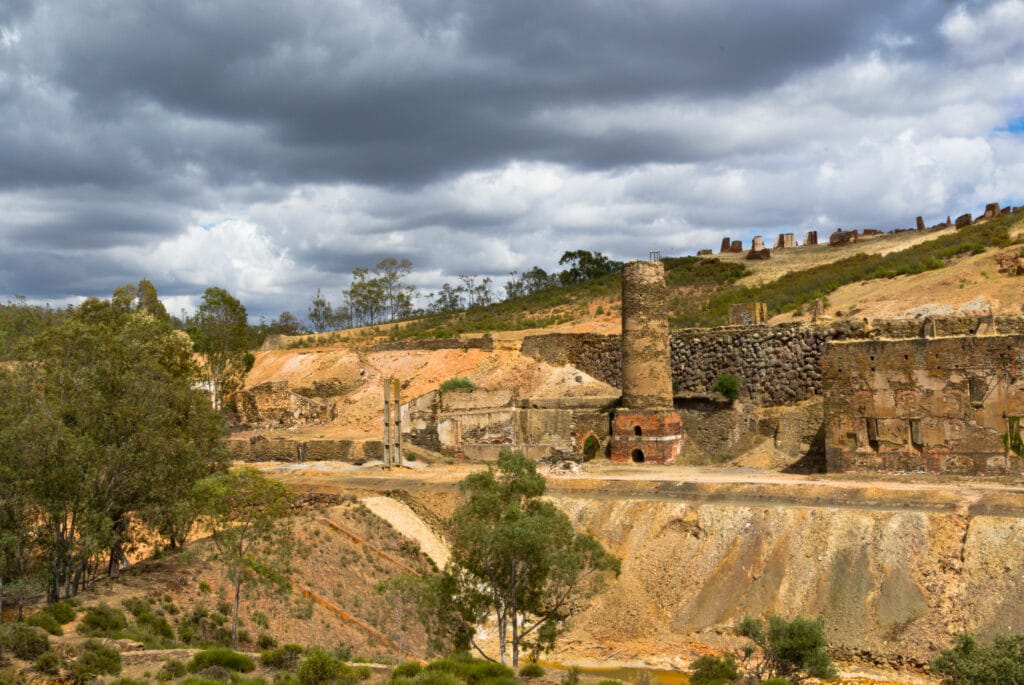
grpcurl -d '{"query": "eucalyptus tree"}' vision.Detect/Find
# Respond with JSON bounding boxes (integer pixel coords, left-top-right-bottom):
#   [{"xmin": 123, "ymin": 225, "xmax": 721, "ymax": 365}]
[
  {"xmin": 187, "ymin": 286, "xmax": 253, "ymax": 410},
  {"xmin": 444, "ymin": 451, "xmax": 620, "ymax": 667},
  {"xmin": 0, "ymin": 289, "xmax": 229, "ymax": 602}
]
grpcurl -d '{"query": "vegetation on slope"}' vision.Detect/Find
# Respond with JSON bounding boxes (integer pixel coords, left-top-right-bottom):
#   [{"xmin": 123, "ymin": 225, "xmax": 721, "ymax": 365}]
[{"xmin": 670, "ymin": 214, "xmax": 1022, "ymax": 327}]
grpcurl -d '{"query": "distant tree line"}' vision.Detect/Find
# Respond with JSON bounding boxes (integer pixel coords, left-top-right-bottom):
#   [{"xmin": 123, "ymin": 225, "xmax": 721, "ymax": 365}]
[{"xmin": 303, "ymin": 250, "xmax": 622, "ymax": 333}]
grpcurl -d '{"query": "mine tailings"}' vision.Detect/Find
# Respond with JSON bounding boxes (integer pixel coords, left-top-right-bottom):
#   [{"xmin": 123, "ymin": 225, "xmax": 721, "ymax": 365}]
[{"xmin": 323, "ymin": 469, "xmax": 1024, "ymax": 670}]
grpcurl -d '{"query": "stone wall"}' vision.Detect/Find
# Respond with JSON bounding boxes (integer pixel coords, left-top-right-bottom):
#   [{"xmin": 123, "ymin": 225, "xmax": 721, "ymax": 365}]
[
  {"xmin": 234, "ymin": 381, "xmax": 335, "ymax": 427},
  {"xmin": 524, "ymin": 317, "xmax": 1024, "ymax": 408},
  {"xmin": 822, "ymin": 335, "xmax": 1024, "ymax": 474},
  {"xmin": 229, "ymin": 436, "xmax": 383, "ymax": 462}
]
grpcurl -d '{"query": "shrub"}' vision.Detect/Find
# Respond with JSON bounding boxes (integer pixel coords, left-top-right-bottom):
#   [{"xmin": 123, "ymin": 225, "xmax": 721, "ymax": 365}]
[
  {"xmin": 188, "ymin": 648, "xmax": 256, "ymax": 674},
  {"xmin": 71, "ymin": 640, "xmax": 123, "ymax": 683},
  {"xmin": 195, "ymin": 665, "xmax": 233, "ymax": 682},
  {"xmin": 392, "ymin": 662, "xmax": 422, "ymax": 678},
  {"xmin": 932, "ymin": 632, "xmax": 1024, "ymax": 685},
  {"xmin": 559, "ymin": 666, "xmax": 582, "ymax": 685},
  {"xmin": 412, "ymin": 672, "xmax": 461, "ymax": 685},
  {"xmin": 34, "ymin": 651, "xmax": 63, "ymax": 675},
  {"xmin": 736, "ymin": 614, "xmax": 835, "ymax": 682},
  {"xmin": 79, "ymin": 604, "xmax": 129, "ymax": 636},
  {"xmin": 26, "ymin": 611, "xmax": 63, "ymax": 636},
  {"xmin": 518, "ymin": 663, "xmax": 545, "ymax": 679},
  {"xmin": 713, "ymin": 373, "xmax": 740, "ymax": 402},
  {"xmin": 0, "ymin": 622, "xmax": 51, "ymax": 660},
  {"xmin": 122, "ymin": 597, "xmax": 151, "ymax": 618},
  {"xmin": 261, "ymin": 644, "xmax": 305, "ymax": 671},
  {"xmin": 689, "ymin": 654, "xmax": 737, "ymax": 685},
  {"xmin": 439, "ymin": 377, "xmax": 475, "ymax": 391},
  {"xmin": 258, "ymin": 633, "xmax": 279, "ymax": 649},
  {"xmin": 43, "ymin": 600, "xmax": 78, "ymax": 625},
  {"xmin": 296, "ymin": 649, "xmax": 350, "ymax": 685},
  {"xmin": 157, "ymin": 658, "xmax": 189, "ymax": 681}
]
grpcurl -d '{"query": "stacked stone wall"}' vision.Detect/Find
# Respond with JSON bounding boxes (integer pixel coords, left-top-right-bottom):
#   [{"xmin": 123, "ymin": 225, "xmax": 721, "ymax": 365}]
[{"xmin": 523, "ymin": 317, "xmax": 1024, "ymax": 408}]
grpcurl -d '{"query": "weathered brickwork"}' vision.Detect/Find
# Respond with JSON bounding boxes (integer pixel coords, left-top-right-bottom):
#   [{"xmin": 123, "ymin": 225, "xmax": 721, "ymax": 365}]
[
  {"xmin": 822, "ymin": 335, "xmax": 1024, "ymax": 474},
  {"xmin": 611, "ymin": 410, "xmax": 685, "ymax": 464}
]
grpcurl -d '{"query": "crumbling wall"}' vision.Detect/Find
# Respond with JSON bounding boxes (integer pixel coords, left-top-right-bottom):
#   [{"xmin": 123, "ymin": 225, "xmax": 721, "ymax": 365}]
[
  {"xmin": 234, "ymin": 381, "xmax": 334, "ymax": 427},
  {"xmin": 229, "ymin": 436, "xmax": 381, "ymax": 462},
  {"xmin": 822, "ymin": 335, "xmax": 1024, "ymax": 474}
]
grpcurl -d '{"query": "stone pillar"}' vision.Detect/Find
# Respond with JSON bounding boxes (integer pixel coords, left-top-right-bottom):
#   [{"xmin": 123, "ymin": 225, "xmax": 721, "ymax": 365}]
[
  {"xmin": 720, "ymin": 237, "xmax": 731, "ymax": 253},
  {"xmin": 805, "ymin": 230, "xmax": 818, "ymax": 246},
  {"xmin": 916, "ymin": 216, "xmax": 926, "ymax": 231},
  {"xmin": 752, "ymin": 235, "xmax": 764, "ymax": 251}
]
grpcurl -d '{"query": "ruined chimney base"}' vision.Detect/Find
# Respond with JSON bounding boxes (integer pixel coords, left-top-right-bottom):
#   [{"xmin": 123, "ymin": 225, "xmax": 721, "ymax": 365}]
[{"xmin": 610, "ymin": 409, "xmax": 686, "ymax": 465}]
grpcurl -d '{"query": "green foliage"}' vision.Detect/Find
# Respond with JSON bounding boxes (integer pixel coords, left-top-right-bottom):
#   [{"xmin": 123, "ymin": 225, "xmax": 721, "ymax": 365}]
[
  {"xmin": 392, "ymin": 662, "xmax": 423, "ymax": 678},
  {"xmin": 0, "ymin": 623, "xmax": 50, "ymax": 660},
  {"xmin": 261, "ymin": 645, "xmax": 305, "ymax": 671},
  {"xmin": 517, "ymin": 663, "xmax": 545, "ymax": 678},
  {"xmin": 257, "ymin": 633, "xmax": 278, "ymax": 649},
  {"xmin": 713, "ymin": 373, "xmax": 740, "ymax": 402},
  {"xmin": 736, "ymin": 615, "xmax": 836, "ymax": 683},
  {"xmin": 79, "ymin": 604, "xmax": 129, "ymax": 637},
  {"xmin": 41, "ymin": 600, "xmax": 78, "ymax": 624},
  {"xmin": 932, "ymin": 632, "xmax": 1024, "ymax": 685},
  {"xmin": 188, "ymin": 648, "xmax": 256, "ymax": 674},
  {"xmin": 194, "ymin": 468, "xmax": 294, "ymax": 647},
  {"xmin": 442, "ymin": 451, "xmax": 620, "ymax": 666},
  {"xmin": 71, "ymin": 640, "xmax": 122, "ymax": 683},
  {"xmin": 296, "ymin": 648, "xmax": 368, "ymax": 685},
  {"xmin": 413, "ymin": 672, "xmax": 462, "ymax": 685},
  {"xmin": 157, "ymin": 658, "xmax": 189, "ymax": 681},
  {"xmin": 440, "ymin": 377, "xmax": 476, "ymax": 391},
  {"xmin": 33, "ymin": 650, "xmax": 63, "ymax": 675},
  {"xmin": 25, "ymin": 611, "xmax": 63, "ymax": 636},
  {"xmin": 187, "ymin": 286, "xmax": 252, "ymax": 411},
  {"xmin": 672, "ymin": 215, "xmax": 1022, "ymax": 327},
  {"xmin": 0, "ymin": 287, "xmax": 229, "ymax": 604},
  {"xmin": 689, "ymin": 654, "xmax": 738, "ymax": 685}
]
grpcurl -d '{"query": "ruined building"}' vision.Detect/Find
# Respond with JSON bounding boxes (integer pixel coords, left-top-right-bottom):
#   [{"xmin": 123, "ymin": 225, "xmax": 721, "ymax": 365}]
[{"xmin": 822, "ymin": 334, "xmax": 1024, "ymax": 474}]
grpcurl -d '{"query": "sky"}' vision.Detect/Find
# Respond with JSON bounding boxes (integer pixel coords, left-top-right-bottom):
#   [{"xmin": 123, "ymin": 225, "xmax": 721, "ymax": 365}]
[{"xmin": 1, "ymin": 1, "xmax": 1023, "ymax": 322}]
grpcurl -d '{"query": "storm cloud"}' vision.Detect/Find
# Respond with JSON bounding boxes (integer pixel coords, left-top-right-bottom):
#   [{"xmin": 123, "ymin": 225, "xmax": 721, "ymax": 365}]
[{"xmin": 1, "ymin": 0, "xmax": 1022, "ymax": 319}]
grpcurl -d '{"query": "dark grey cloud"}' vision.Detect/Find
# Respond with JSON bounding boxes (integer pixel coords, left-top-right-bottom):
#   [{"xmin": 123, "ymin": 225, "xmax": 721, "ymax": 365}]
[{"xmin": 1, "ymin": 0, "xmax": 1022, "ymax": 320}]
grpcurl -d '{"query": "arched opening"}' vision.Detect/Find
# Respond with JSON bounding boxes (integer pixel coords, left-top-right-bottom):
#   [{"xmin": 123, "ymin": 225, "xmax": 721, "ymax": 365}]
[
  {"xmin": 633, "ymin": 425, "xmax": 642, "ymax": 437},
  {"xmin": 631, "ymin": 448, "xmax": 645, "ymax": 463},
  {"xmin": 582, "ymin": 434, "xmax": 601, "ymax": 461}
]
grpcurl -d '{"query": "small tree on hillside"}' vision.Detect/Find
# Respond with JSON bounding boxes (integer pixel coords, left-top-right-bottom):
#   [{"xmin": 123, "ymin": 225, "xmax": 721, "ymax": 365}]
[
  {"xmin": 441, "ymin": 451, "xmax": 620, "ymax": 667},
  {"xmin": 932, "ymin": 632, "xmax": 1024, "ymax": 685},
  {"xmin": 194, "ymin": 468, "xmax": 294, "ymax": 647},
  {"xmin": 736, "ymin": 614, "xmax": 836, "ymax": 683},
  {"xmin": 188, "ymin": 287, "xmax": 253, "ymax": 410}
]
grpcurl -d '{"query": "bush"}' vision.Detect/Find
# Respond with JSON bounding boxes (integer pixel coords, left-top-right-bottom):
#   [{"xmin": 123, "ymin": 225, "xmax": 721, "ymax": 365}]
[
  {"xmin": 26, "ymin": 611, "xmax": 63, "ymax": 636},
  {"xmin": 296, "ymin": 648, "xmax": 356, "ymax": 685},
  {"xmin": 439, "ymin": 377, "xmax": 475, "ymax": 391},
  {"xmin": 43, "ymin": 600, "xmax": 78, "ymax": 625},
  {"xmin": 34, "ymin": 650, "xmax": 63, "ymax": 675},
  {"xmin": 0, "ymin": 623, "xmax": 51, "ymax": 660},
  {"xmin": 518, "ymin": 663, "xmax": 545, "ymax": 679},
  {"xmin": 932, "ymin": 632, "xmax": 1024, "ymax": 685},
  {"xmin": 79, "ymin": 604, "xmax": 129, "ymax": 636},
  {"xmin": 261, "ymin": 644, "xmax": 305, "ymax": 671},
  {"xmin": 258, "ymin": 633, "xmax": 279, "ymax": 650},
  {"xmin": 689, "ymin": 654, "xmax": 737, "ymax": 685},
  {"xmin": 157, "ymin": 658, "xmax": 189, "ymax": 681},
  {"xmin": 713, "ymin": 373, "xmax": 740, "ymax": 402},
  {"xmin": 413, "ymin": 672, "xmax": 461, "ymax": 685},
  {"xmin": 392, "ymin": 662, "xmax": 422, "ymax": 678},
  {"xmin": 737, "ymin": 615, "xmax": 836, "ymax": 682},
  {"xmin": 188, "ymin": 648, "xmax": 256, "ymax": 674},
  {"xmin": 70, "ymin": 640, "xmax": 123, "ymax": 683}
]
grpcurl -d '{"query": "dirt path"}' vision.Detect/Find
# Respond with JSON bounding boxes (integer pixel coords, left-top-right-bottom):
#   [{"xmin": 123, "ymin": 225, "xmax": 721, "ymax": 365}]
[{"xmin": 361, "ymin": 496, "xmax": 450, "ymax": 569}]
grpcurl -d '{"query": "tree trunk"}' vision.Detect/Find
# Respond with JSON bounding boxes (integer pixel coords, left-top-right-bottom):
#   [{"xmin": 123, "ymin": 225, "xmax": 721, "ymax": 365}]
[
  {"xmin": 231, "ymin": 580, "xmax": 241, "ymax": 648},
  {"xmin": 511, "ymin": 570, "xmax": 519, "ymax": 668}
]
